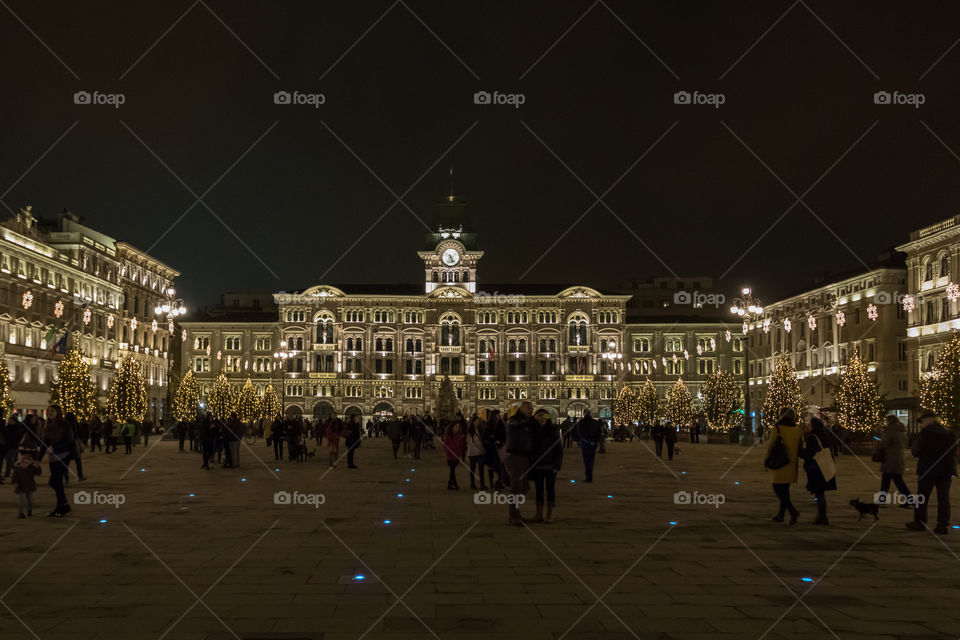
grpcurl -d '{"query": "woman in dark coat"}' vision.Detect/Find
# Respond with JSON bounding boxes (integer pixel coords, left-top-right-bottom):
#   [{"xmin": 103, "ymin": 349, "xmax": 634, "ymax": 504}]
[
  {"xmin": 801, "ymin": 416, "xmax": 837, "ymax": 525},
  {"xmin": 345, "ymin": 414, "xmax": 362, "ymax": 469},
  {"xmin": 531, "ymin": 409, "xmax": 563, "ymax": 523},
  {"xmin": 39, "ymin": 405, "xmax": 73, "ymax": 517},
  {"xmin": 877, "ymin": 415, "xmax": 912, "ymax": 507},
  {"xmin": 483, "ymin": 410, "xmax": 506, "ymax": 489}
]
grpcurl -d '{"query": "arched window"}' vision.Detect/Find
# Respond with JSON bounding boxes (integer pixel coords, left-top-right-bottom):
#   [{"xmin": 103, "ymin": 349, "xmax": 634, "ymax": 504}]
[
  {"xmin": 386, "ymin": 338, "xmax": 393, "ymax": 351},
  {"xmin": 406, "ymin": 338, "xmax": 414, "ymax": 353},
  {"xmin": 375, "ymin": 337, "xmax": 383, "ymax": 351},
  {"xmin": 924, "ymin": 258, "xmax": 934, "ymax": 282},
  {"xmin": 518, "ymin": 339, "xmax": 526, "ymax": 353},
  {"xmin": 432, "ymin": 271, "xmax": 438, "ymax": 282},
  {"xmin": 508, "ymin": 339, "xmax": 517, "ymax": 352},
  {"xmin": 568, "ymin": 317, "xmax": 587, "ymax": 345},
  {"xmin": 941, "ymin": 255, "xmax": 950, "ymax": 280},
  {"xmin": 549, "ymin": 338, "xmax": 556, "ymax": 351},
  {"xmin": 539, "ymin": 339, "xmax": 546, "ymax": 352},
  {"xmin": 440, "ymin": 314, "xmax": 461, "ymax": 346}
]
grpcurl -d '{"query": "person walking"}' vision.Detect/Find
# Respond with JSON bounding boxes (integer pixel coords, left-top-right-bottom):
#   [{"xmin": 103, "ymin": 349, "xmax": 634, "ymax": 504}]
[
  {"xmin": 12, "ymin": 441, "xmax": 41, "ymax": 518},
  {"xmin": 466, "ymin": 416, "xmax": 486, "ymax": 490},
  {"xmin": 64, "ymin": 412, "xmax": 86, "ymax": 481},
  {"xmin": 142, "ymin": 420, "xmax": 153, "ymax": 448},
  {"xmin": 225, "ymin": 412, "xmax": 243, "ymax": 468},
  {"xmin": 270, "ymin": 417, "xmax": 284, "ymax": 461},
  {"xmin": 560, "ymin": 416, "xmax": 573, "ymax": 449},
  {"xmin": 876, "ymin": 414, "xmax": 913, "ymax": 508},
  {"xmin": 199, "ymin": 414, "xmax": 215, "ymax": 470},
  {"xmin": 388, "ymin": 418, "xmax": 404, "ymax": 459},
  {"xmin": 345, "ymin": 414, "xmax": 362, "ymax": 469},
  {"xmin": 766, "ymin": 408, "xmax": 802, "ymax": 524},
  {"xmin": 505, "ymin": 402, "xmax": 536, "ymax": 525},
  {"xmin": 530, "ymin": 409, "xmax": 562, "ymax": 523},
  {"xmin": 103, "ymin": 416, "xmax": 117, "ymax": 454},
  {"xmin": 39, "ymin": 405, "xmax": 73, "ymax": 517},
  {"xmin": 325, "ymin": 418, "xmax": 341, "ymax": 468},
  {"xmin": 121, "ymin": 419, "xmax": 135, "ymax": 454},
  {"xmin": 800, "ymin": 417, "xmax": 837, "ymax": 525},
  {"xmin": 443, "ymin": 419, "xmax": 466, "ymax": 490},
  {"xmin": 664, "ymin": 421, "xmax": 678, "ymax": 461},
  {"xmin": 906, "ymin": 411, "xmax": 958, "ymax": 534},
  {"xmin": 411, "ymin": 419, "xmax": 424, "ymax": 460},
  {"xmin": 651, "ymin": 422, "xmax": 665, "ymax": 458},
  {"xmin": 88, "ymin": 414, "xmax": 102, "ymax": 453},
  {"xmin": 176, "ymin": 419, "xmax": 187, "ymax": 452},
  {"xmin": 484, "ymin": 410, "xmax": 505, "ymax": 490},
  {"xmin": 577, "ymin": 410, "xmax": 601, "ymax": 483}
]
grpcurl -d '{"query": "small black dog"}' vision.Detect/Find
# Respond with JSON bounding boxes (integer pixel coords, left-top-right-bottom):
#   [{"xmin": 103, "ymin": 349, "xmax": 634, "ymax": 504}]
[{"xmin": 850, "ymin": 499, "xmax": 880, "ymax": 521}]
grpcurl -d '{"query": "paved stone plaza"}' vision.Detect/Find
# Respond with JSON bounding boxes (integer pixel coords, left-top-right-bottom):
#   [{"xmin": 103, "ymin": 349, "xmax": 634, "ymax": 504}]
[{"xmin": 1, "ymin": 436, "xmax": 958, "ymax": 640}]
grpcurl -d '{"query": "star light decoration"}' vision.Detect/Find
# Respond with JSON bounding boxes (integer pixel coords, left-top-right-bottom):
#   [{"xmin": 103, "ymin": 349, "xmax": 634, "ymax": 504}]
[
  {"xmin": 697, "ymin": 345, "xmax": 703, "ymax": 355},
  {"xmin": 836, "ymin": 310, "xmax": 846, "ymax": 327},
  {"xmin": 783, "ymin": 319, "xmax": 792, "ymax": 333},
  {"xmin": 107, "ymin": 314, "xmax": 114, "ymax": 329},
  {"xmin": 181, "ymin": 329, "xmax": 187, "ymax": 341},
  {"xmin": 948, "ymin": 282, "xmax": 960, "ymax": 303},
  {"xmin": 808, "ymin": 315, "xmax": 817, "ymax": 331},
  {"xmin": 82, "ymin": 308, "xmax": 91, "ymax": 325},
  {"xmin": 130, "ymin": 317, "xmax": 138, "ymax": 331},
  {"xmin": 867, "ymin": 303, "xmax": 879, "ymax": 321},
  {"xmin": 742, "ymin": 322, "xmax": 749, "ymax": 335},
  {"xmin": 683, "ymin": 350, "xmax": 690, "ymax": 360},
  {"xmin": 902, "ymin": 295, "xmax": 916, "ymax": 313},
  {"xmin": 710, "ymin": 337, "xmax": 717, "ymax": 350},
  {"xmin": 21, "ymin": 291, "xmax": 33, "ymax": 310},
  {"xmin": 168, "ymin": 320, "xmax": 174, "ymax": 334},
  {"xmin": 151, "ymin": 319, "xmax": 158, "ymax": 333},
  {"xmin": 54, "ymin": 300, "xmax": 64, "ymax": 318},
  {"xmin": 762, "ymin": 319, "xmax": 771, "ymax": 334},
  {"xmin": 725, "ymin": 330, "xmax": 732, "ymax": 342}
]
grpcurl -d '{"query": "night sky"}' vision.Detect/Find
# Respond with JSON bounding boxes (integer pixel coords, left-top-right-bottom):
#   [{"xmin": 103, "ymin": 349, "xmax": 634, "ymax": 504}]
[{"xmin": 3, "ymin": 1, "xmax": 960, "ymax": 308}]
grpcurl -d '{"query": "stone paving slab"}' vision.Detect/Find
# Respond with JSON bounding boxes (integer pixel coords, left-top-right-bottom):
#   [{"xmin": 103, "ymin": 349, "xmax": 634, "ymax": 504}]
[{"xmin": 1, "ymin": 437, "xmax": 958, "ymax": 639}]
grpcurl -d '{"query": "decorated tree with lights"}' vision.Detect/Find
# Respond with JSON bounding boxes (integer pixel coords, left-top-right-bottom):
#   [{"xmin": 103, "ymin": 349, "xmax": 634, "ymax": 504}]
[
  {"xmin": 49, "ymin": 348, "xmax": 97, "ymax": 420},
  {"xmin": 260, "ymin": 384, "xmax": 282, "ymax": 420},
  {"xmin": 761, "ymin": 354, "xmax": 806, "ymax": 428},
  {"xmin": 920, "ymin": 333, "xmax": 960, "ymax": 430},
  {"xmin": 835, "ymin": 349, "xmax": 884, "ymax": 433},
  {"xmin": 237, "ymin": 377, "xmax": 261, "ymax": 423},
  {"xmin": 637, "ymin": 378, "xmax": 660, "ymax": 424},
  {"xmin": 0, "ymin": 360, "xmax": 14, "ymax": 420},
  {"xmin": 207, "ymin": 374, "xmax": 235, "ymax": 419},
  {"xmin": 173, "ymin": 370, "xmax": 200, "ymax": 421},
  {"xmin": 108, "ymin": 357, "xmax": 147, "ymax": 423},
  {"xmin": 613, "ymin": 385, "xmax": 640, "ymax": 424},
  {"xmin": 702, "ymin": 369, "xmax": 742, "ymax": 430},
  {"xmin": 665, "ymin": 379, "xmax": 695, "ymax": 426}
]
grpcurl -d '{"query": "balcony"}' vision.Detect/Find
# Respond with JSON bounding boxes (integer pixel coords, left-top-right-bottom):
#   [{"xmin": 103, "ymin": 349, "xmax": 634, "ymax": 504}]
[
  {"xmin": 567, "ymin": 345, "xmax": 588, "ymax": 353},
  {"xmin": 313, "ymin": 342, "xmax": 336, "ymax": 351},
  {"xmin": 438, "ymin": 345, "xmax": 461, "ymax": 354}
]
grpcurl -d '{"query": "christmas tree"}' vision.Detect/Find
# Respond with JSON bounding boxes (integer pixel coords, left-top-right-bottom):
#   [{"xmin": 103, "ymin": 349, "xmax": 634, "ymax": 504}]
[
  {"xmin": 109, "ymin": 357, "xmax": 147, "ymax": 423},
  {"xmin": 665, "ymin": 379, "xmax": 694, "ymax": 426},
  {"xmin": 920, "ymin": 333, "xmax": 960, "ymax": 430},
  {"xmin": 637, "ymin": 378, "xmax": 660, "ymax": 424},
  {"xmin": 207, "ymin": 373, "xmax": 235, "ymax": 419},
  {"xmin": 613, "ymin": 385, "xmax": 640, "ymax": 424},
  {"xmin": 260, "ymin": 384, "xmax": 282, "ymax": 420},
  {"xmin": 0, "ymin": 360, "xmax": 14, "ymax": 420},
  {"xmin": 835, "ymin": 348, "xmax": 884, "ymax": 433},
  {"xmin": 761, "ymin": 354, "xmax": 806, "ymax": 428},
  {"xmin": 49, "ymin": 348, "xmax": 97, "ymax": 420},
  {"xmin": 173, "ymin": 370, "xmax": 200, "ymax": 421},
  {"xmin": 237, "ymin": 377, "xmax": 261, "ymax": 422},
  {"xmin": 437, "ymin": 375, "xmax": 457, "ymax": 421},
  {"xmin": 702, "ymin": 370, "xmax": 742, "ymax": 430}
]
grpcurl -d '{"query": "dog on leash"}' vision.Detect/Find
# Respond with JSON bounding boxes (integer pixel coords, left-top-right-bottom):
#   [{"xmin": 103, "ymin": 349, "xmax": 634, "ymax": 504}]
[{"xmin": 849, "ymin": 499, "xmax": 880, "ymax": 521}]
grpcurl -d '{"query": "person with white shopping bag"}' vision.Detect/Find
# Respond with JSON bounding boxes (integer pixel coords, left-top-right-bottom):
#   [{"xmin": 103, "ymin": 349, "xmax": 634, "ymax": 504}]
[{"xmin": 800, "ymin": 416, "xmax": 837, "ymax": 525}]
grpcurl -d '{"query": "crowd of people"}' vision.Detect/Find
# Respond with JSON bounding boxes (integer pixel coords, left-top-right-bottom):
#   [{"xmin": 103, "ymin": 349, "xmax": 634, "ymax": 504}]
[
  {"xmin": 2, "ymin": 400, "xmax": 956, "ymax": 532},
  {"xmin": 764, "ymin": 407, "xmax": 957, "ymax": 533}
]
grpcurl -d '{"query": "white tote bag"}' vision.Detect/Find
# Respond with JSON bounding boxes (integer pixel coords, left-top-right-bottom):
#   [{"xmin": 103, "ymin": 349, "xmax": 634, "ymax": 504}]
[{"xmin": 813, "ymin": 435, "xmax": 836, "ymax": 482}]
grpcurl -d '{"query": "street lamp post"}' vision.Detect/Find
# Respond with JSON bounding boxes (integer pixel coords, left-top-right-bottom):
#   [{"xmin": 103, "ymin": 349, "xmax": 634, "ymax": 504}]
[
  {"xmin": 730, "ymin": 287, "xmax": 762, "ymax": 445},
  {"xmin": 153, "ymin": 288, "xmax": 187, "ymax": 428},
  {"xmin": 273, "ymin": 340, "xmax": 292, "ymax": 415}
]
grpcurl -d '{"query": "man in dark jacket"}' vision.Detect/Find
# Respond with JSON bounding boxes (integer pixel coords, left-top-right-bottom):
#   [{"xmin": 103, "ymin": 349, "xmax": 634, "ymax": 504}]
[
  {"xmin": 907, "ymin": 411, "xmax": 958, "ymax": 534},
  {"xmin": 270, "ymin": 418, "xmax": 284, "ymax": 460},
  {"xmin": 651, "ymin": 422, "xmax": 665, "ymax": 458},
  {"xmin": 199, "ymin": 414, "xmax": 215, "ymax": 470},
  {"xmin": 577, "ymin": 410, "xmax": 602, "ymax": 483},
  {"xmin": 664, "ymin": 421, "xmax": 678, "ymax": 461},
  {"xmin": 505, "ymin": 401, "xmax": 536, "ymax": 525}
]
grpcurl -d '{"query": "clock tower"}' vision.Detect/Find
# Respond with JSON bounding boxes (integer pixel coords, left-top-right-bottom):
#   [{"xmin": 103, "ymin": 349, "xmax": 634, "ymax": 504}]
[{"xmin": 418, "ymin": 195, "xmax": 484, "ymax": 293}]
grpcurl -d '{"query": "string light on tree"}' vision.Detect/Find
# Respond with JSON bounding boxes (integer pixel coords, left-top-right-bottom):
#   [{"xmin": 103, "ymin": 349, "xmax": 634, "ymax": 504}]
[
  {"xmin": 50, "ymin": 349, "xmax": 97, "ymax": 420},
  {"xmin": 702, "ymin": 370, "xmax": 742, "ymax": 431},
  {"xmin": 237, "ymin": 377, "xmax": 261, "ymax": 423},
  {"xmin": 613, "ymin": 385, "xmax": 641, "ymax": 425},
  {"xmin": 760, "ymin": 354, "xmax": 806, "ymax": 429},
  {"xmin": 108, "ymin": 358, "xmax": 148, "ymax": 423},
  {"xmin": 867, "ymin": 303, "xmax": 879, "ymax": 321},
  {"xmin": 173, "ymin": 370, "xmax": 200, "ymax": 420},
  {"xmin": 920, "ymin": 333, "xmax": 960, "ymax": 428},
  {"xmin": 835, "ymin": 348, "xmax": 884, "ymax": 433},
  {"xmin": 208, "ymin": 373, "xmax": 235, "ymax": 419},
  {"xmin": 260, "ymin": 384, "xmax": 282, "ymax": 420},
  {"xmin": 637, "ymin": 378, "xmax": 660, "ymax": 424},
  {"xmin": 665, "ymin": 379, "xmax": 694, "ymax": 426},
  {"xmin": 0, "ymin": 361, "xmax": 14, "ymax": 420}
]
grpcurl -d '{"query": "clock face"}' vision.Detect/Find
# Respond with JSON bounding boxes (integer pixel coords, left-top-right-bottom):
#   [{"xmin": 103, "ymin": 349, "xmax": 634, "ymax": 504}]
[{"xmin": 441, "ymin": 248, "xmax": 460, "ymax": 266}]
